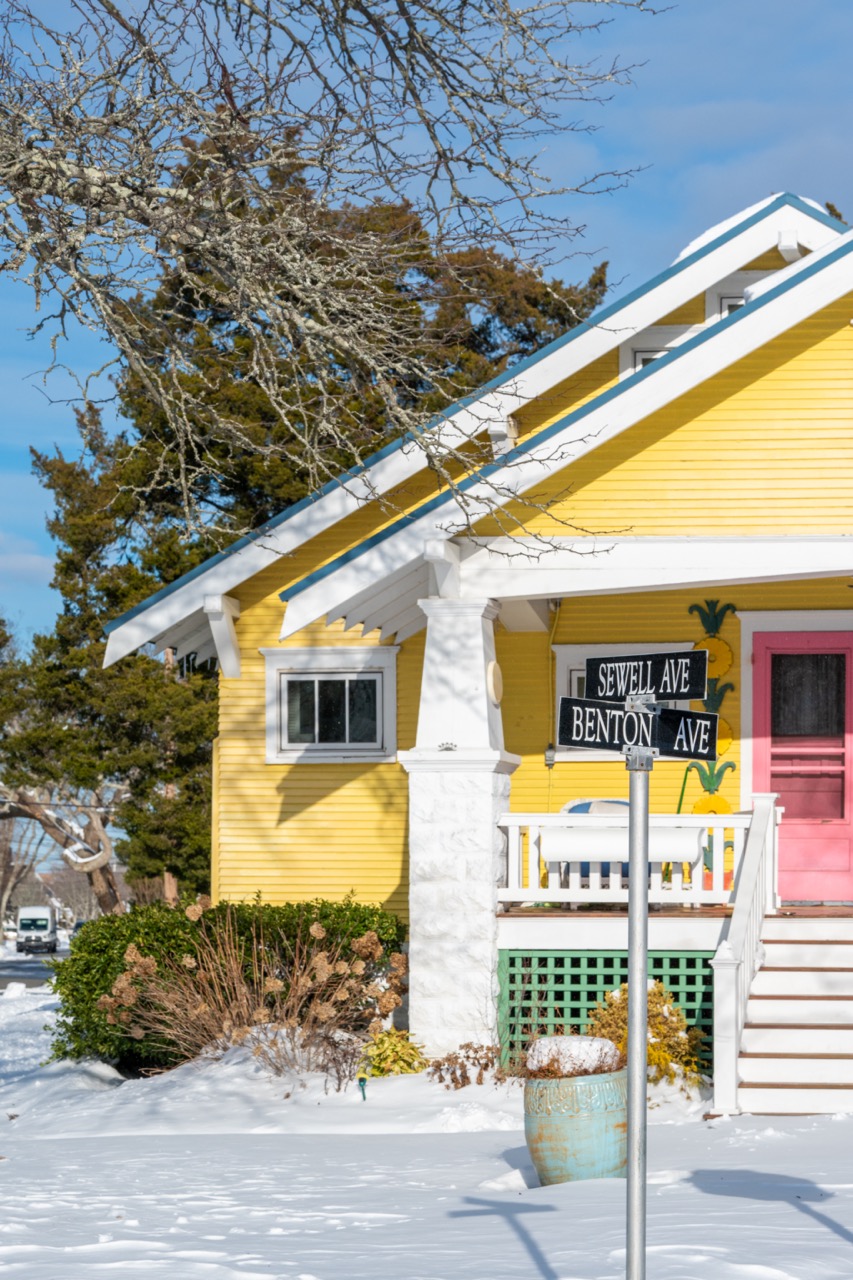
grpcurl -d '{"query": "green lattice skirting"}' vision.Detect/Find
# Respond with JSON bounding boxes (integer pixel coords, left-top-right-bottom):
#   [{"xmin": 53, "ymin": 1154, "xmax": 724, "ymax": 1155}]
[{"xmin": 497, "ymin": 950, "xmax": 714, "ymax": 1073}]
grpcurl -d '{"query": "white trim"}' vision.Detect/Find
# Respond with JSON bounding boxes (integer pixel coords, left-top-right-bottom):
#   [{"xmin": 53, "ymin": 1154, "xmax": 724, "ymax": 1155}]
[
  {"xmin": 203, "ymin": 594, "xmax": 241, "ymax": 678},
  {"xmin": 261, "ymin": 646, "xmax": 398, "ymax": 764},
  {"xmin": 103, "ymin": 199, "xmax": 843, "ymax": 665},
  {"xmin": 279, "ymin": 232, "xmax": 853, "ymax": 636},
  {"xmin": 704, "ymin": 271, "xmax": 767, "ymax": 322},
  {"xmin": 738, "ymin": 611, "xmax": 853, "ymax": 808},
  {"xmin": 497, "ymin": 913, "xmax": 728, "ymax": 952},
  {"xmin": 553, "ymin": 641, "xmax": 694, "ymax": 761}
]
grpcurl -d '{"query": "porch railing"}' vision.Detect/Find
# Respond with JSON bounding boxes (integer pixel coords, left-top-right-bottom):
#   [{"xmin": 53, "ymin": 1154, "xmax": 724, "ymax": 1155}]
[
  {"xmin": 710, "ymin": 793, "xmax": 780, "ymax": 1114},
  {"xmin": 497, "ymin": 810, "xmax": 752, "ymax": 908}
]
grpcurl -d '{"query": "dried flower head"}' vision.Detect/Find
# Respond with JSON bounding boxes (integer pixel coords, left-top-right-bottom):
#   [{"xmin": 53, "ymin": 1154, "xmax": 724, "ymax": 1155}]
[
  {"xmin": 263, "ymin": 977, "xmax": 285, "ymax": 994},
  {"xmin": 368, "ymin": 1018, "xmax": 384, "ymax": 1037},
  {"xmin": 185, "ymin": 904, "xmax": 203, "ymax": 922},
  {"xmin": 181, "ymin": 954, "xmax": 197, "ymax": 969},
  {"xmin": 365, "ymin": 982, "xmax": 383, "ymax": 999},
  {"xmin": 377, "ymin": 991, "xmax": 402, "ymax": 1016},
  {"xmin": 252, "ymin": 1008, "xmax": 271, "ymax": 1024},
  {"xmin": 129, "ymin": 1026, "xmax": 145, "ymax": 1041},
  {"xmin": 197, "ymin": 895, "xmax": 212, "ymax": 911},
  {"xmin": 351, "ymin": 931, "xmax": 383, "ymax": 961},
  {"xmin": 389, "ymin": 952, "xmax": 408, "ymax": 974},
  {"xmin": 124, "ymin": 943, "xmax": 143, "ymax": 965},
  {"xmin": 309, "ymin": 921, "xmax": 327, "ymax": 940},
  {"xmin": 313, "ymin": 1001, "xmax": 337, "ymax": 1023}
]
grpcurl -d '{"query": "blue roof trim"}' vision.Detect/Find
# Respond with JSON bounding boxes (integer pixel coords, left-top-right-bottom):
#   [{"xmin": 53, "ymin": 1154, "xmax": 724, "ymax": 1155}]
[
  {"xmin": 107, "ymin": 194, "xmax": 846, "ymax": 635},
  {"xmin": 280, "ymin": 230, "xmax": 853, "ymax": 605}
]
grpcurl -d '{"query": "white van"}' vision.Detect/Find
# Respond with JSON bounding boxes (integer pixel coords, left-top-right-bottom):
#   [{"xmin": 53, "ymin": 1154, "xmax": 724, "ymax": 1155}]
[{"xmin": 16, "ymin": 906, "xmax": 58, "ymax": 954}]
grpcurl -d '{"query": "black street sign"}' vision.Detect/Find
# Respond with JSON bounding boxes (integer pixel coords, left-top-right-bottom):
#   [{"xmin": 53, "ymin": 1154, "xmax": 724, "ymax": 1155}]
[
  {"xmin": 585, "ymin": 650, "xmax": 708, "ymax": 703},
  {"xmin": 558, "ymin": 696, "xmax": 717, "ymax": 761}
]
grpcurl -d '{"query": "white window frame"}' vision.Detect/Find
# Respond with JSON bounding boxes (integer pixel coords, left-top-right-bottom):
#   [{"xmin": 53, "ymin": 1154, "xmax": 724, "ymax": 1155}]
[
  {"xmin": 261, "ymin": 646, "xmax": 399, "ymax": 763},
  {"xmin": 618, "ymin": 325, "xmax": 700, "ymax": 380},
  {"xmin": 552, "ymin": 641, "xmax": 696, "ymax": 761},
  {"xmin": 704, "ymin": 271, "xmax": 767, "ymax": 324}
]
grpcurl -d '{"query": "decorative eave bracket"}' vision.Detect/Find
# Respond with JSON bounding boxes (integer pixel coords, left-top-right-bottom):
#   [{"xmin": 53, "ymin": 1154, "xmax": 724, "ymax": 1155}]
[{"xmin": 203, "ymin": 594, "xmax": 242, "ymax": 678}]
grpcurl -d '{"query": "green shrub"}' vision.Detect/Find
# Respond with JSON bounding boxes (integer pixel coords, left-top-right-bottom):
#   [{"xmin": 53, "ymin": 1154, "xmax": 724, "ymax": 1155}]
[
  {"xmin": 359, "ymin": 1029, "xmax": 428, "ymax": 1077},
  {"xmin": 50, "ymin": 895, "xmax": 406, "ymax": 1073}
]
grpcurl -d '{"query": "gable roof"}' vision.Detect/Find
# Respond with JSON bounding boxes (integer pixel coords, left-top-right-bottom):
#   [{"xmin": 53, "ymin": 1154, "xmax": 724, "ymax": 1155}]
[{"xmin": 103, "ymin": 194, "xmax": 847, "ymax": 667}]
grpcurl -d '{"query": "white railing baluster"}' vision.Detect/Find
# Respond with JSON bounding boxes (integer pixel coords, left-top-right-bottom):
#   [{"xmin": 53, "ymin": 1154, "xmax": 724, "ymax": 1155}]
[{"xmin": 496, "ymin": 809, "xmax": 753, "ymax": 909}]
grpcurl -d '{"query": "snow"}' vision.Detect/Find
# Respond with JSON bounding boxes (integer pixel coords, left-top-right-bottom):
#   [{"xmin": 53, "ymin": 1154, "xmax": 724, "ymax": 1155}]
[
  {"xmin": 3, "ymin": 986, "xmax": 853, "ymax": 1277},
  {"xmin": 526, "ymin": 1036, "xmax": 622, "ymax": 1077}
]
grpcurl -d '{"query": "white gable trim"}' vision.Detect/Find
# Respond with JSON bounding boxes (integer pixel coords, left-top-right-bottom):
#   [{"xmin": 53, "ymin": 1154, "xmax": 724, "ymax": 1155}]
[
  {"xmin": 103, "ymin": 196, "xmax": 843, "ymax": 667},
  {"xmin": 280, "ymin": 233, "xmax": 853, "ymax": 637}
]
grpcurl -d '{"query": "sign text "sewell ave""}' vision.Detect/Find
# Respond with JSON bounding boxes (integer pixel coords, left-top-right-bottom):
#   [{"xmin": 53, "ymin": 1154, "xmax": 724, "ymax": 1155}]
[{"xmin": 585, "ymin": 651, "xmax": 708, "ymax": 703}]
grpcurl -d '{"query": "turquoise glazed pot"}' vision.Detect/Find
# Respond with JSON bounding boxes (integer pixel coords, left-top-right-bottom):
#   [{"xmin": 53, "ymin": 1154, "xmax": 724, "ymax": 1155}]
[{"xmin": 524, "ymin": 1068, "xmax": 628, "ymax": 1185}]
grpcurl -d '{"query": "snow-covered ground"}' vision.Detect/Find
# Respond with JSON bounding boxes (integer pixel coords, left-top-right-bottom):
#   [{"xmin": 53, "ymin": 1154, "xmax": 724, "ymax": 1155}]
[{"xmin": 2, "ymin": 984, "xmax": 853, "ymax": 1279}]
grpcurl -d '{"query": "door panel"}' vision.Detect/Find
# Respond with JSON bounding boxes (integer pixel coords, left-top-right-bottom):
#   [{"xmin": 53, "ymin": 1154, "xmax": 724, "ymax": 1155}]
[{"xmin": 754, "ymin": 633, "xmax": 853, "ymax": 901}]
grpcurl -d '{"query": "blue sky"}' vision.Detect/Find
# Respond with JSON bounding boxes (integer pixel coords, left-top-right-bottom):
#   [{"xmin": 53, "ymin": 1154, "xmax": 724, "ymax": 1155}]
[{"xmin": 2, "ymin": 0, "xmax": 852, "ymax": 642}]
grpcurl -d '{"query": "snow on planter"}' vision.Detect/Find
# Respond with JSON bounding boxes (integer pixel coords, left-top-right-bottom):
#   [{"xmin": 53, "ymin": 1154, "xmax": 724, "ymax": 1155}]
[{"xmin": 526, "ymin": 1035, "xmax": 621, "ymax": 1077}]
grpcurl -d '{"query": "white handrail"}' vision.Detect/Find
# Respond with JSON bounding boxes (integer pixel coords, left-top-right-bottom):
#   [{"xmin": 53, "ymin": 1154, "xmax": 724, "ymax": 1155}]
[{"xmin": 710, "ymin": 793, "xmax": 779, "ymax": 1115}]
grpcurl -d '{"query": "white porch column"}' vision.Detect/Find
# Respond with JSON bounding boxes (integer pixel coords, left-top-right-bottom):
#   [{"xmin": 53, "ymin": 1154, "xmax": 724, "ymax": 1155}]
[{"xmin": 399, "ymin": 599, "xmax": 521, "ymax": 1055}]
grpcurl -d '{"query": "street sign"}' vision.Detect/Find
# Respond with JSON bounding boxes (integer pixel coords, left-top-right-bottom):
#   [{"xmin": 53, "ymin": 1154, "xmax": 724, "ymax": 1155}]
[
  {"xmin": 585, "ymin": 649, "xmax": 708, "ymax": 703},
  {"xmin": 558, "ymin": 696, "xmax": 717, "ymax": 761}
]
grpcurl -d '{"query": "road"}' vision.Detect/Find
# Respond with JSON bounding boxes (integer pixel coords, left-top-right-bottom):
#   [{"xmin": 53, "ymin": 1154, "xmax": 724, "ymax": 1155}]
[{"xmin": 0, "ymin": 951, "xmax": 66, "ymax": 989}]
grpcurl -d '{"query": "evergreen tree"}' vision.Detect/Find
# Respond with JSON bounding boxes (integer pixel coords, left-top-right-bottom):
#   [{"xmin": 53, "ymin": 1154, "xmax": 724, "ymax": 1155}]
[{"xmin": 8, "ymin": 204, "xmax": 607, "ymax": 900}]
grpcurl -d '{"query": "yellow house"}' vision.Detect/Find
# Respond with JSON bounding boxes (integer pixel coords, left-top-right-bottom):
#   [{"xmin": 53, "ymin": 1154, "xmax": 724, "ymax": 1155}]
[{"xmin": 105, "ymin": 193, "xmax": 853, "ymax": 1115}]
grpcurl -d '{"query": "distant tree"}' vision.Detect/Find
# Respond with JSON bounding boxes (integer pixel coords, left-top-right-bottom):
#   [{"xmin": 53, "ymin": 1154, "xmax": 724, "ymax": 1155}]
[{"xmin": 0, "ymin": 819, "xmax": 49, "ymax": 924}]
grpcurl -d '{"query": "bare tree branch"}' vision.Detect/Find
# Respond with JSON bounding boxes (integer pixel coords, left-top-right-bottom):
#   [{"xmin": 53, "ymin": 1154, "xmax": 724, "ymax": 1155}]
[{"xmin": 0, "ymin": 0, "xmax": 651, "ymax": 533}]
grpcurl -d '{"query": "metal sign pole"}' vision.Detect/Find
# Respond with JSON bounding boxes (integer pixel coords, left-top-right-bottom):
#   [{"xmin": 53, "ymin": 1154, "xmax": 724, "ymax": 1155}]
[{"xmin": 625, "ymin": 744, "xmax": 653, "ymax": 1280}]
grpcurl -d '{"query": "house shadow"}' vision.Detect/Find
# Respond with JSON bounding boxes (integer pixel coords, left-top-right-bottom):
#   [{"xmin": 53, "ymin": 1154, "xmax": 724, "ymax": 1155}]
[{"xmin": 690, "ymin": 1169, "xmax": 853, "ymax": 1248}]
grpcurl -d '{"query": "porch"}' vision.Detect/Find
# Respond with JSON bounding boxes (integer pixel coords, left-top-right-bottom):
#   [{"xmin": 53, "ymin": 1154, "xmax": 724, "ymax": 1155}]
[{"xmin": 495, "ymin": 794, "xmax": 783, "ymax": 1113}]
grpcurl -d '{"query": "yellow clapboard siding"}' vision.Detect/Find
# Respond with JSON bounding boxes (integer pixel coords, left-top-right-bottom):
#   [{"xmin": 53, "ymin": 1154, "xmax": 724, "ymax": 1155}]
[
  {"xmin": 512, "ymin": 352, "xmax": 619, "ymax": 436},
  {"xmin": 656, "ymin": 294, "xmax": 706, "ymax": 326},
  {"xmin": 513, "ymin": 294, "xmax": 853, "ymax": 537}
]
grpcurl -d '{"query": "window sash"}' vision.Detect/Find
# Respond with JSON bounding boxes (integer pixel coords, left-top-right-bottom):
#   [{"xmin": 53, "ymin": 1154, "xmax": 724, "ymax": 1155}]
[{"xmin": 281, "ymin": 672, "xmax": 382, "ymax": 749}]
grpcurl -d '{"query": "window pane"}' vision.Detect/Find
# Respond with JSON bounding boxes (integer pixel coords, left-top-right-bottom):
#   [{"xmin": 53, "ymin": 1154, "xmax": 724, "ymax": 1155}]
[
  {"xmin": 771, "ymin": 654, "xmax": 845, "ymax": 738},
  {"xmin": 287, "ymin": 679, "xmax": 316, "ymax": 743},
  {"xmin": 317, "ymin": 679, "xmax": 346, "ymax": 742},
  {"xmin": 349, "ymin": 678, "xmax": 378, "ymax": 743}
]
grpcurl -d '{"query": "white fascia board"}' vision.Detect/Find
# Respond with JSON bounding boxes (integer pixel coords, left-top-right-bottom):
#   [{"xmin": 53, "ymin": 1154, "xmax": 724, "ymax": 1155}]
[
  {"xmin": 446, "ymin": 202, "xmax": 841, "ymax": 432},
  {"xmin": 456, "ymin": 537, "xmax": 853, "ymax": 600},
  {"xmin": 104, "ymin": 200, "xmax": 843, "ymax": 667},
  {"xmin": 672, "ymin": 194, "xmax": 829, "ymax": 262},
  {"xmin": 280, "ymin": 237, "xmax": 853, "ymax": 634}
]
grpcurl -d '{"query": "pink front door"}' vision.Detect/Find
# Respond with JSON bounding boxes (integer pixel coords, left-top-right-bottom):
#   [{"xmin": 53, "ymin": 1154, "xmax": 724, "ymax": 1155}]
[{"xmin": 754, "ymin": 633, "xmax": 853, "ymax": 901}]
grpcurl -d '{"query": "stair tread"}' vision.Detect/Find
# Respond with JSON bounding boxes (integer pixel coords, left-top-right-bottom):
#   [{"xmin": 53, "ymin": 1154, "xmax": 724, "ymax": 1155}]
[
  {"xmin": 740, "ymin": 1082, "xmax": 853, "ymax": 1090},
  {"xmin": 740, "ymin": 1052, "xmax": 853, "ymax": 1059}
]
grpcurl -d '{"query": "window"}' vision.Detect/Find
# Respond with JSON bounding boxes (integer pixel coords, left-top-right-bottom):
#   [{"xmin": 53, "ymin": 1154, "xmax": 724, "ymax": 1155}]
[
  {"xmin": 633, "ymin": 349, "xmax": 668, "ymax": 371},
  {"xmin": 720, "ymin": 296, "xmax": 744, "ymax": 317},
  {"xmin": 553, "ymin": 642, "xmax": 695, "ymax": 761},
  {"xmin": 262, "ymin": 646, "xmax": 398, "ymax": 763}
]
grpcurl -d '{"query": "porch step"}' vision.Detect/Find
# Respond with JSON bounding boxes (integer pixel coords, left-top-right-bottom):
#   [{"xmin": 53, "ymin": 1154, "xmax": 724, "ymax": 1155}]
[
  {"xmin": 737, "ymin": 1084, "xmax": 853, "ymax": 1115},
  {"xmin": 739, "ymin": 1054, "xmax": 853, "ymax": 1085},
  {"xmin": 742, "ymin": 1024, "xmax": 853, "ymax": 1055},
  {"xmin": 746, "ymin": 997, "xmax": 853, "ymax": 1025},
  {"xmin": 751, "ymin": 968, "xmax": 853, "ymax": 996},
  {"xmin": 762, "ymin": 918, "xmax": 853, "ymax": 942},
  {"xmin": 761, "ymin": 940, "xmax": 853, "ymax": 967},
  {"xmin": 735, "ymin": 916, "xmax": 853, "ymax": 1113}
]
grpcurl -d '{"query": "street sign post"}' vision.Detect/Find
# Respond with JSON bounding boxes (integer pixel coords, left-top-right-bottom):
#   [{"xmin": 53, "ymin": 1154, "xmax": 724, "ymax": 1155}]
[{"xmin": 556, "ymin": 648, "xmax": 715, "ymax": 1280}]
